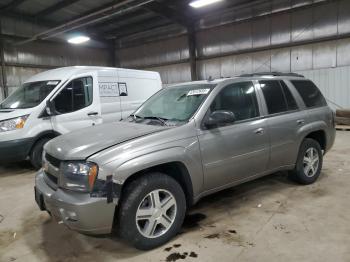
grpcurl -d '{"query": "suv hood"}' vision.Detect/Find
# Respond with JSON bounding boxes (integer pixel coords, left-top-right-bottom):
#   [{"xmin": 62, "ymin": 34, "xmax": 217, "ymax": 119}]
[{"xmin": 45, "ymin": 121, "xmax": 167, "ymax": 160}]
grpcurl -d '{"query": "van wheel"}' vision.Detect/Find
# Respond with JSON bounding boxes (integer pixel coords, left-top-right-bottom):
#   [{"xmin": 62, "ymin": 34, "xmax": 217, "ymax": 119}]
[
  {"xmin": 289, "ymin": 138, "xmax": 323, "ymax": 185},
  {"xmin": 118, "ymin": 173, "xmax": 186, "ymax": 250},
  {"xmin": 30, "ymin": 138, "xmax": 51, "ymax": 169}
]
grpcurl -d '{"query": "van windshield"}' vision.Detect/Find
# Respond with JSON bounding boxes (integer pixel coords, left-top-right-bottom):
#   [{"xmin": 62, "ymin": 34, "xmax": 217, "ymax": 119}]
[
  {"xmin": 0, "ymin": 80, "xmax": 60, "ymax": 109},
  {"xmin": 131, "ymin": 83, "xmax": 216, "ymax": 125}
]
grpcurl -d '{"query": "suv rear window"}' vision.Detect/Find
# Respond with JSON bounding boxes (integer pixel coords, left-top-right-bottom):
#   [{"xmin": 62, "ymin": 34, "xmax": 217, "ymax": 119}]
[
  {"xmin": 260, "ymin": 80, "xmax": 298, "ymax": 115},
  {"xmin": 291, "ymin": 80, "xmax": 327, "ymax": 108}
]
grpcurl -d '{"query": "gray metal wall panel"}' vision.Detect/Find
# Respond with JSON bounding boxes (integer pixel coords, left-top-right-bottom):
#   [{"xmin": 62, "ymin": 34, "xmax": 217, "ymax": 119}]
[
  {"xmin": 271, "ymin": 13, "xmax": 291, "ymax": 45},
  {"xmin": 253, "ymin": 51, "xmax": 271, "ymax": 72},
  {"xmin": 5, "ymin": 66, "xmax": 47, "ymax": 94},
  {"xmin": 4, "ymin": 42, "xmax": 109, "ymax": 67},
  {"xmin": 119, "ymin": 36, "xmax": 189, "ymax": 68},
  {"xmin": 338, "ymin": 0, "xmax": 350, "ymax": 34},
  {"xmin": 291, "ymin": 45, "xmax": 313, "ymax": 71},
  {"xmin": 313, "ymin": 41, "xmax": 336, "ymax": 69},
  {"xmin": 313, "ymin": 3, "xmax": 338, "ymax": 38},
  {"xmin": 252, "ymin": 17, "xmax": 271, "ymax": 48},
  {"xmin": 291, "ymin": 9, "xmax": 313, "ymax": 42},
  {"xmin": 337, "ymin": 39, "xmax": 350, "ymax": 66},
  {"xmin": 270, "ymin": 48, "xmax": 291, "ymax": 72},
  {"xmin": 300, "ymin": 66, "xmax": 350, "ymax": 109},
  {"xmin": 220, "ymin": 56, "xmax": 235, "ymax": 78},
  {"xmin": 232, "ymin": 22, "xmax": 253, "ymax": 52},
  {"xmin": 197, "ymin": 58, "xmax": 222, "ymax": 80},
  {"xmin": 145, "ymin": 63, "xmax": 191, "ymax": 85},
  {"xmin": 233, "ymin": 54, "xmax": 253, "ymax": 75}
]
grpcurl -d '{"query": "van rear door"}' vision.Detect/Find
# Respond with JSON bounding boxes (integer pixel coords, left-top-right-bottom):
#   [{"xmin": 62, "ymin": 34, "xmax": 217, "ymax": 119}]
[{"xmin": 49, "ymin": 74, "xmax": 102, "ymax": 134}]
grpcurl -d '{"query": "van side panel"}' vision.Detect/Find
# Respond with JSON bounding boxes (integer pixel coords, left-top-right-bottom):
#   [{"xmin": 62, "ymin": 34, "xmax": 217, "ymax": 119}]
[
  {"xmin": 97, "ymin": 69, "xmax": 162, "ymax": 122},
  {"xmin": 118, "ymin": 70, "xmax": 162, "ymax": 119},
  {"xmin": 97, "ymin": 70, "xmax": 122, "ymax": 123}
]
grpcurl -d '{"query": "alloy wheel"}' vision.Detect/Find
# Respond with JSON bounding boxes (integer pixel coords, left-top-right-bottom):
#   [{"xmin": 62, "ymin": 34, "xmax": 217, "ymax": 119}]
[
  {"xmin": 303, "ymin": 147, "xmax": 319, "ymax": 177},
  {"xmin": 136, "ymin": 189, "xmax": 177, "ymax": 238}
]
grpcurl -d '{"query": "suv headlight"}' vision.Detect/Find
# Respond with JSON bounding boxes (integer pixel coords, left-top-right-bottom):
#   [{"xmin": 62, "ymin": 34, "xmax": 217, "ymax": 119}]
[
  {"xmin": 59, "ymin": 161, "xmax": 98, "ymax": 192},
  {"xmin": 0, "ymin": 115, "xmax": 29, "ymax": 132}
]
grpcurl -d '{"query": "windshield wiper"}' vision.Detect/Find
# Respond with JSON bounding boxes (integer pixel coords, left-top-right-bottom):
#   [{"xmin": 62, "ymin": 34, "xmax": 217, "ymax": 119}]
[
  {"xmin": 129, "ymin": 114, "xmax": 169, "ymax": 126},
  {"xmin": 143, "ymin": 116, "xmax": 169, "ymax": 126},
  {"xmin": 129, "ymin": 114, "xmax": 144, "ymax": 121}
]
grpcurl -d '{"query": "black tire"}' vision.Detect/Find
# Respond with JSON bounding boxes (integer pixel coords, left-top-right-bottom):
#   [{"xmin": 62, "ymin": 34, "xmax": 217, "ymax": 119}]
[
  {"xmin": 289, "ymin": 138, "xmax": 323, "ymax": 185},
  {"xmin": 118, "ymin": 172, "xmax": 186, "ymax": 250},
  {"xmin": 30, "ymin": 138, "xmax": 51, "ymax": 169}
]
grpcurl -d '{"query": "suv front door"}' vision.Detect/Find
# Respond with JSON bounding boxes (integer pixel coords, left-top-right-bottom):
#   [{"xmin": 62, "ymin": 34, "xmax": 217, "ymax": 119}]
[
  {"xmin": 197, "ymin": 81, "xmax": 270, "ymax": 191},
  {"xmin": 50, "ymin": 75, "xmax": 102, "ymax": 134}
]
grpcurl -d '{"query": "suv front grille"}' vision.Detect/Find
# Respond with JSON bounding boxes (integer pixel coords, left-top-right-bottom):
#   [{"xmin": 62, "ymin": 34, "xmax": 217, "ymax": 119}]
[
  {"xmin": 45, "ymin": 172, "xmax": 58, "ymax": 184},
  {"xmin": 45, "ymin": 153, "xmax": 61, "ymax": 168}
]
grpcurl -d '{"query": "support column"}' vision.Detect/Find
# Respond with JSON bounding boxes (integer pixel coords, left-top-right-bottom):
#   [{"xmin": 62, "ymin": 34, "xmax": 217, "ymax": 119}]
[
  {"xmin": 108, "ymin": 39, "xmax": 120, "ymax": 68},
  {"xmin": 187, "ymin": 26, "xmax": 198, "ymax": 81},
  {"xmin": 0, "ymin": 21, "xmax": 7, "ymax": 99}
]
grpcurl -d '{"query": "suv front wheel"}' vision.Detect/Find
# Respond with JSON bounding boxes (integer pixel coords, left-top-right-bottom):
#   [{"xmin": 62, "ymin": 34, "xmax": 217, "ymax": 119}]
[
  {"xmin": 289, "ymin": 138, "xmax": 323, "ymax": 184},
  {"xmin": 118, "ymin": 172, "xmax": 186, "ymax": 250}
]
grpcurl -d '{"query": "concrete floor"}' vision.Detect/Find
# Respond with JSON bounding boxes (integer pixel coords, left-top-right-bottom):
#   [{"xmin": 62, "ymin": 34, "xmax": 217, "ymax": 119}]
[{"xmin": 0, "ymin": 131, "xmax": 350, "ymax": 262}]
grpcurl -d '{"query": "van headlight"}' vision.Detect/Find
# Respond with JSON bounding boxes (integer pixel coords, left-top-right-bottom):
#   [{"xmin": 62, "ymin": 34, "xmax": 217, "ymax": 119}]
[
  {"xmin": 0, "ymin": 115, "xmax": 29, "ymax": 132},
  {"xmin": 59, "ymin": 161, "xmax": 98, "ymax": 192}
]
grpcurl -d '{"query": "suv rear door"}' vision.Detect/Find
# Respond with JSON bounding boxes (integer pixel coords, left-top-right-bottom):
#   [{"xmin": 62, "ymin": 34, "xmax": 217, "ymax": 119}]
[
  {"xmin": 198, "ymin": 81, "xmax": 270, "ymax": 190},
  {"xmin": 257, "ymin": 79, "xmax": 306, "ymax": 170}
]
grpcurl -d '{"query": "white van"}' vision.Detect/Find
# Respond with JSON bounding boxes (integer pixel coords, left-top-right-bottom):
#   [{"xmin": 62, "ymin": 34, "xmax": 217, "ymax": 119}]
[{"xmin": 0, "ymin": 66, "xmax": 162, "ymax": 168}]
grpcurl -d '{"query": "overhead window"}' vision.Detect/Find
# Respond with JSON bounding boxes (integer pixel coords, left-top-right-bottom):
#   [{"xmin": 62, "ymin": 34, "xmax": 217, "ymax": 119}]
[{"xmin": 291, "ymin": 80, "xmax": 327, "ymax": 108}]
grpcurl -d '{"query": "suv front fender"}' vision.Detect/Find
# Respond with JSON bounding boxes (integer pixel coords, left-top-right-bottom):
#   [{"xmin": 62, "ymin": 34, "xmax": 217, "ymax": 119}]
[{"xmin": 112, "ymin": 146, "xmax": 204, "ymax": 199}]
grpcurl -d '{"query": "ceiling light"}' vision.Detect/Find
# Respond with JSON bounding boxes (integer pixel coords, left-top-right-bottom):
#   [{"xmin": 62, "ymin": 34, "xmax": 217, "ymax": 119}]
[
  {"xmin": 189, "ymin": 0, "xmax": 223, "ymax": 8},
  {"xmin": 67, "ymin": 36, "xmax": 90, "ymax": 44}
]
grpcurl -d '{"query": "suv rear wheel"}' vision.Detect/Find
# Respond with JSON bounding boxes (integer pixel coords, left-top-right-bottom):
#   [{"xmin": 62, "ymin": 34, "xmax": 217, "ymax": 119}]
[
  {"xmin": 289, "ymin": 138, "xmax": 323, "ymax": 184},
  {"xmin": 118, "ymin": 172, "xmax": 186, "ymax": 250}
]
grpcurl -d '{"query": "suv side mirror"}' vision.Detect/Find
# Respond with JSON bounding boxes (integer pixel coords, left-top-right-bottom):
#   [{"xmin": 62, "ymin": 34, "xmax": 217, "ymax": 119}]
[
  {"xmin": 45, "ymin": 100, "xmax": 56, "ymax": 116},
  {"xmin": 204, "ymin": 110, "xmax": 236, "ymax": 128}
]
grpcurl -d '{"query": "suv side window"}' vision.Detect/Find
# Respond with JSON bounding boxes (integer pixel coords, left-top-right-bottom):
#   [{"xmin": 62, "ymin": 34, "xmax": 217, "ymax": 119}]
[
  {"xmin": 210, "ymin": 81, "xmax": 259, "ymax": 122},
  {"xmin": 54, "ymin": 77, "xmax": 93, "ymax": 114},
  {"xmin": 291, "ymin": 80, "xmax": 327, "ymax": 108},
  {"xmin": 260, "ymin": 80, "xmax": 298, "ymax": 114},
  {"xmin": 280, "ymin": 80, "xmax": 298, "ymax": 111}
]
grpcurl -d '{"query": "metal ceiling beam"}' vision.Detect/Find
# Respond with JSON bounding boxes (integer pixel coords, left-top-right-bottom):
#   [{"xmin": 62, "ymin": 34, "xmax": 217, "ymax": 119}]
[
  {"xmin": 144, "ymin": 1, "xmax": 192, "ymax": 28},
  {"xmin": 34, "ymin": 0, "xmax": 81, "ymax": 18},
  {"xmin": 0, "ymin": 0, "xmax": 27, "ymax": 13},
  {"xmin": 88, "ymin": 10, "xmax": 153, "ymax": 34},
  {"xmin": 14, "ymin": 0, "xmax": 155, "ymax": 45},
  {"xmin": 106, "ymin": 17, "xmax": 173, "ymax": 38}
]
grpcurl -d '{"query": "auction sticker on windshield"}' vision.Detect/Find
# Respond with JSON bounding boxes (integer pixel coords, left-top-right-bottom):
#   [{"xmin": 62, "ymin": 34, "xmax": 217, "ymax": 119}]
[
  {"xmin": 47, "ymin": 81, "xmax": 59, "ymax": 85},
  {"xmin": 187, "ymin": 89, "xmax": 210, "ymax": 96}
]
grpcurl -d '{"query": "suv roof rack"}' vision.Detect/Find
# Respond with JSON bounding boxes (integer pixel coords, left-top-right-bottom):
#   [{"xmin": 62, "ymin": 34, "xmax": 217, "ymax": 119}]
[{"xmin": 239, "ymin": 72, "xmax": 304, "ymax": 78}]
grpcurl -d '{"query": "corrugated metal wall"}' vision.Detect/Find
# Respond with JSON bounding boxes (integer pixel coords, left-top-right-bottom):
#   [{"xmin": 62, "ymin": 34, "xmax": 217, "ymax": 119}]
[
  {"xmin": 300, "ymin": 66, "xmax": 350, "ymax": 109},
  {"xmin": 2, "ymin": 0, "xmax": 350, "ymax": 109},
  {"xmin": 116, "ymin": 0, "xmax": 350, "ymax": 95},
  {"xmin": 0, "ymin": 40, "xmax": 111, "ymax": 100}
]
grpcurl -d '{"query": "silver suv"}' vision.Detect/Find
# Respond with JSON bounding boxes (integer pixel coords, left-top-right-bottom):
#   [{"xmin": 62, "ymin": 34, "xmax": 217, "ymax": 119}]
[{"xmin": 35, "ymin": 72, "xmax": 336, "ymax": 250}]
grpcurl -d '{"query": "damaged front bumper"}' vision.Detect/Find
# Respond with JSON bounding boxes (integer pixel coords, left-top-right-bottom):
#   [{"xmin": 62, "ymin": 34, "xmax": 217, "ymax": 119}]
[{"xmin": 35, "ymin": 170, "xmax": 118, "ymax": 235}]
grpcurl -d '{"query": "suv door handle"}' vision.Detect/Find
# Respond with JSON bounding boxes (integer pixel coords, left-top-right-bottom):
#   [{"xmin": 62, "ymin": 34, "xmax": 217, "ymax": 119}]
[
  {"xmin": 254, "ymin": 128, "xmax": 264, "ymax": 135},
  {"xmin": 297, "ymin": 119, "xmax": 305, "ymax": 125},
  {"xmin": 87, "ymin": 112, "xmax": 98, "ymax": 116}
]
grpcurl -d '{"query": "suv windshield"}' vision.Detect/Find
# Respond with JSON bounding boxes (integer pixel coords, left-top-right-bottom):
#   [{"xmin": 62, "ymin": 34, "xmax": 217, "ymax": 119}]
[
  {"xmin": 0, "ymin": 80, "xmax": 60, "ymax": 109},
  {"xmin": 132, "ymin": 83, "xmax": 215, "ymax": 125}
]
